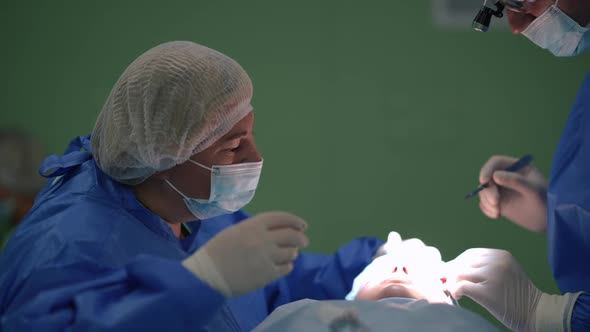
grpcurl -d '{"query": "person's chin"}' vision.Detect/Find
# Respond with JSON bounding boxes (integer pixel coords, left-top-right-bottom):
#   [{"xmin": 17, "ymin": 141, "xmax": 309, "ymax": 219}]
[{"xmin": 381, "ymin": 284, "xmax": 424, "ymax": 300}]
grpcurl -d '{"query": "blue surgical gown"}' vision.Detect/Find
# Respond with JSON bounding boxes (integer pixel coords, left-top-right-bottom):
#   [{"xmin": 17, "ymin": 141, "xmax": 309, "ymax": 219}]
[
  {"xmin": 548, "ymin": 71, "xmax": 590, "ymax": 331},
  {"xmin": 0, "ymin": 136, "xmax": 383, "ymax": 332}
]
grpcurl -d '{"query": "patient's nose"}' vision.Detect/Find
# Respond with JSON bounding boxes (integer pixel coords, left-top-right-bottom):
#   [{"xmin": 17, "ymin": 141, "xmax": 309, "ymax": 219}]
[{"xmin": 391, "ymin": 266, "xmax": 409, "ymax": 274}]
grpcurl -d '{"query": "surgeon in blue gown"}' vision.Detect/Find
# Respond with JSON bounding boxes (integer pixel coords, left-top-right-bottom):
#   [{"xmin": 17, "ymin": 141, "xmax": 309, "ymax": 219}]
[
  {"xmin": 0, "ymin": 41, "xmax": 384, "ymax": 331},
  {"xmin": 448, "ymin": 1, "xmax": 590, "ymax": 331}
]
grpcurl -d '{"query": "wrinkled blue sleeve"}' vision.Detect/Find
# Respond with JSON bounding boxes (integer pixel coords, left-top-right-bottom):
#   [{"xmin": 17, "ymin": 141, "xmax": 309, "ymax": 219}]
[
  {"xmin": 265, "ymin": 237, "xmax": 384, "ymax": 310},
  {"xmin": 1, "ymin": 256, "xmax": 225, "ymax": 332},
  {"xmin": 572, "ymin": 293, "xmax": 590, "ymax": 332}
]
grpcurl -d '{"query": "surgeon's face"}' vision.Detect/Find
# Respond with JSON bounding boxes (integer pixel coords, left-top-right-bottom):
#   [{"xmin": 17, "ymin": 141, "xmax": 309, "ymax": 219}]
[{"xmin": 165, "ymin": 111, "xmax": 262, "ymax": 200}]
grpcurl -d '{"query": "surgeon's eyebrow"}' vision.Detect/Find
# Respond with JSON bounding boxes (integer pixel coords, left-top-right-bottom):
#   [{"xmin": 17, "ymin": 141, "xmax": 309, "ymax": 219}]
[{"xmin": 223, "ymin": 131, "xmax": 248, "ymax": 141}]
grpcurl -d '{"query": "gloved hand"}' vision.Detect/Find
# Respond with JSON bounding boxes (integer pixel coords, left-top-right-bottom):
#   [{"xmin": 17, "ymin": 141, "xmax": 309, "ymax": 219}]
[
  {"xmin": 446, "ymin": 248, "xmax": 582, "ymax": 332},
  {"xmin": 182, "ymin": 211, "xmax": 309, "ymax": 296},
  {"xmin": 478, "ymin": 155, "xmax": 548, "ymax": 232}
]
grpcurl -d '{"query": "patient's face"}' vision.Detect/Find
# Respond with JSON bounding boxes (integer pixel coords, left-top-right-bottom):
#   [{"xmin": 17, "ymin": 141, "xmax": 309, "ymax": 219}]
[
  {"xmin": 355, "ymin": 261, "xmax": 447, "ymax": 302},
  {"xmin": 352, "ymin": 242, "xmax": 449, "ymax": 303}
]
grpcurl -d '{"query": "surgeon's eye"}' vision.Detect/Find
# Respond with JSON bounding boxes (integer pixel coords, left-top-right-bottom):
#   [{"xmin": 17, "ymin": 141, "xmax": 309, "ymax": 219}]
[
  {"xmin": 225, "ymin": 145, "xmax": 241, "ymax": 153},
  {"xmin": 392, "ymin": 267, "xmax": 398, "ymax": 273},
  {"xmin": 402, "ymin": 267, "xmax": 408, "ymax": 274}
]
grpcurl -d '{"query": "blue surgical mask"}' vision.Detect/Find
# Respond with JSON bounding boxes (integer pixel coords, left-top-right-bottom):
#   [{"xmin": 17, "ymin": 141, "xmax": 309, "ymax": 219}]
[
  {"xmin": 521, "ymin": 0, "xmax": 590, "ymax": 57},
  {"xmin": 166, "ymin": 159, "xmax": 263, "ymax": 220}
]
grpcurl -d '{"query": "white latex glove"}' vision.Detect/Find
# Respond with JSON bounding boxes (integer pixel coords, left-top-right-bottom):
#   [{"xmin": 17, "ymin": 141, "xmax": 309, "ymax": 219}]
[
  {"xmin": 446, "ymin": 248, "xmax": 582, "ymax": 332},
  {"xmin": 478, "ymin": 155, "xmax": 548, "ymax": 232},
  {"xmin": 182, "ymin": 211, "xmax": 309, "ymax": 297}
]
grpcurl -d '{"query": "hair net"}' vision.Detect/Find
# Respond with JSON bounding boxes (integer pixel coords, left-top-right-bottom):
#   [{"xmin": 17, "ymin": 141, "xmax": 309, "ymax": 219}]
[
  {"xmin": 92, "ymin": 41, "xmax": 254, "ymax": 185},
  {"xmin": 0, "ymin": 130, "xmax": 46, "ymax": 196}
]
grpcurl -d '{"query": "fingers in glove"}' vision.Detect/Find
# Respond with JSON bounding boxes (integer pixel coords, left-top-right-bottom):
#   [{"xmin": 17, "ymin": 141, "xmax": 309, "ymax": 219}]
[
  {"xmin": 454, "ymin": 248, "xmax": 495, "ymax": 260},
  {"xmin": 479, "ymin": 181, "xmax": 500, "ymax": 207},
  {"xmin": 262, "ymin": 212, "xmax": 308, "ymax": 231},
  {"xmin": 480, "ymin": 156, "xmax": 519, "ymax": 184},
  {"xmin": 271, "ymin": 247, "xmax": 300, "ymax": 264},
  {"xmin": 272, "ymin": 228, "xmax": 309, "ymax": 248},
  {"xmin": 448, "ymin": 248, "xmax": 494, "ymax": 269},
  {"xmin": 493, "ymin": 171, "xmax": 532, "ymax": 194},
  {"xmin": 275, "ymin": 262, "xmax": 295, "ymax": 276},
  {"xmin": 480, "ymin": 200, "xmax": 500, "ymax": 219},
  {"xmin": 448, "ymin": 279, "xmax": 486, "ymax": 300}
]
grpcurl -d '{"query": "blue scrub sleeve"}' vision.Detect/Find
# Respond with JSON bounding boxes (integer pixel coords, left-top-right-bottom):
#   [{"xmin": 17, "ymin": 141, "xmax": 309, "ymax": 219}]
[
  {"xmin": 266, "ymin": 237, "xmax": 384, "ymax": 309},
  {"xmin": 572, "ymin": 293, "xmax": 590, "ymax": 332},
  {"xmin": 1, "ymin": 256, "xmax": 225, "ymax": 332}
]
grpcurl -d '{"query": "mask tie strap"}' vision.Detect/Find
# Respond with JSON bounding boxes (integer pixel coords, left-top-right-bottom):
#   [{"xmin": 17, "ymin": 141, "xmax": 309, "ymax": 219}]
[
  {"xmin": 165, "ymin": 180, "xmax": 189, "ymax": 200},
  {"xmin": 187, "ymin": 159, "xmax": 214, "ymax": 172}
]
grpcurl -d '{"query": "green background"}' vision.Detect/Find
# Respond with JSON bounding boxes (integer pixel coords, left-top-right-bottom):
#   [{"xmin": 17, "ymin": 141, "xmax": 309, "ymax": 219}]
[{"xmin": 2, "ymin": 1, "xmax": 589, "ymax": 329}]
